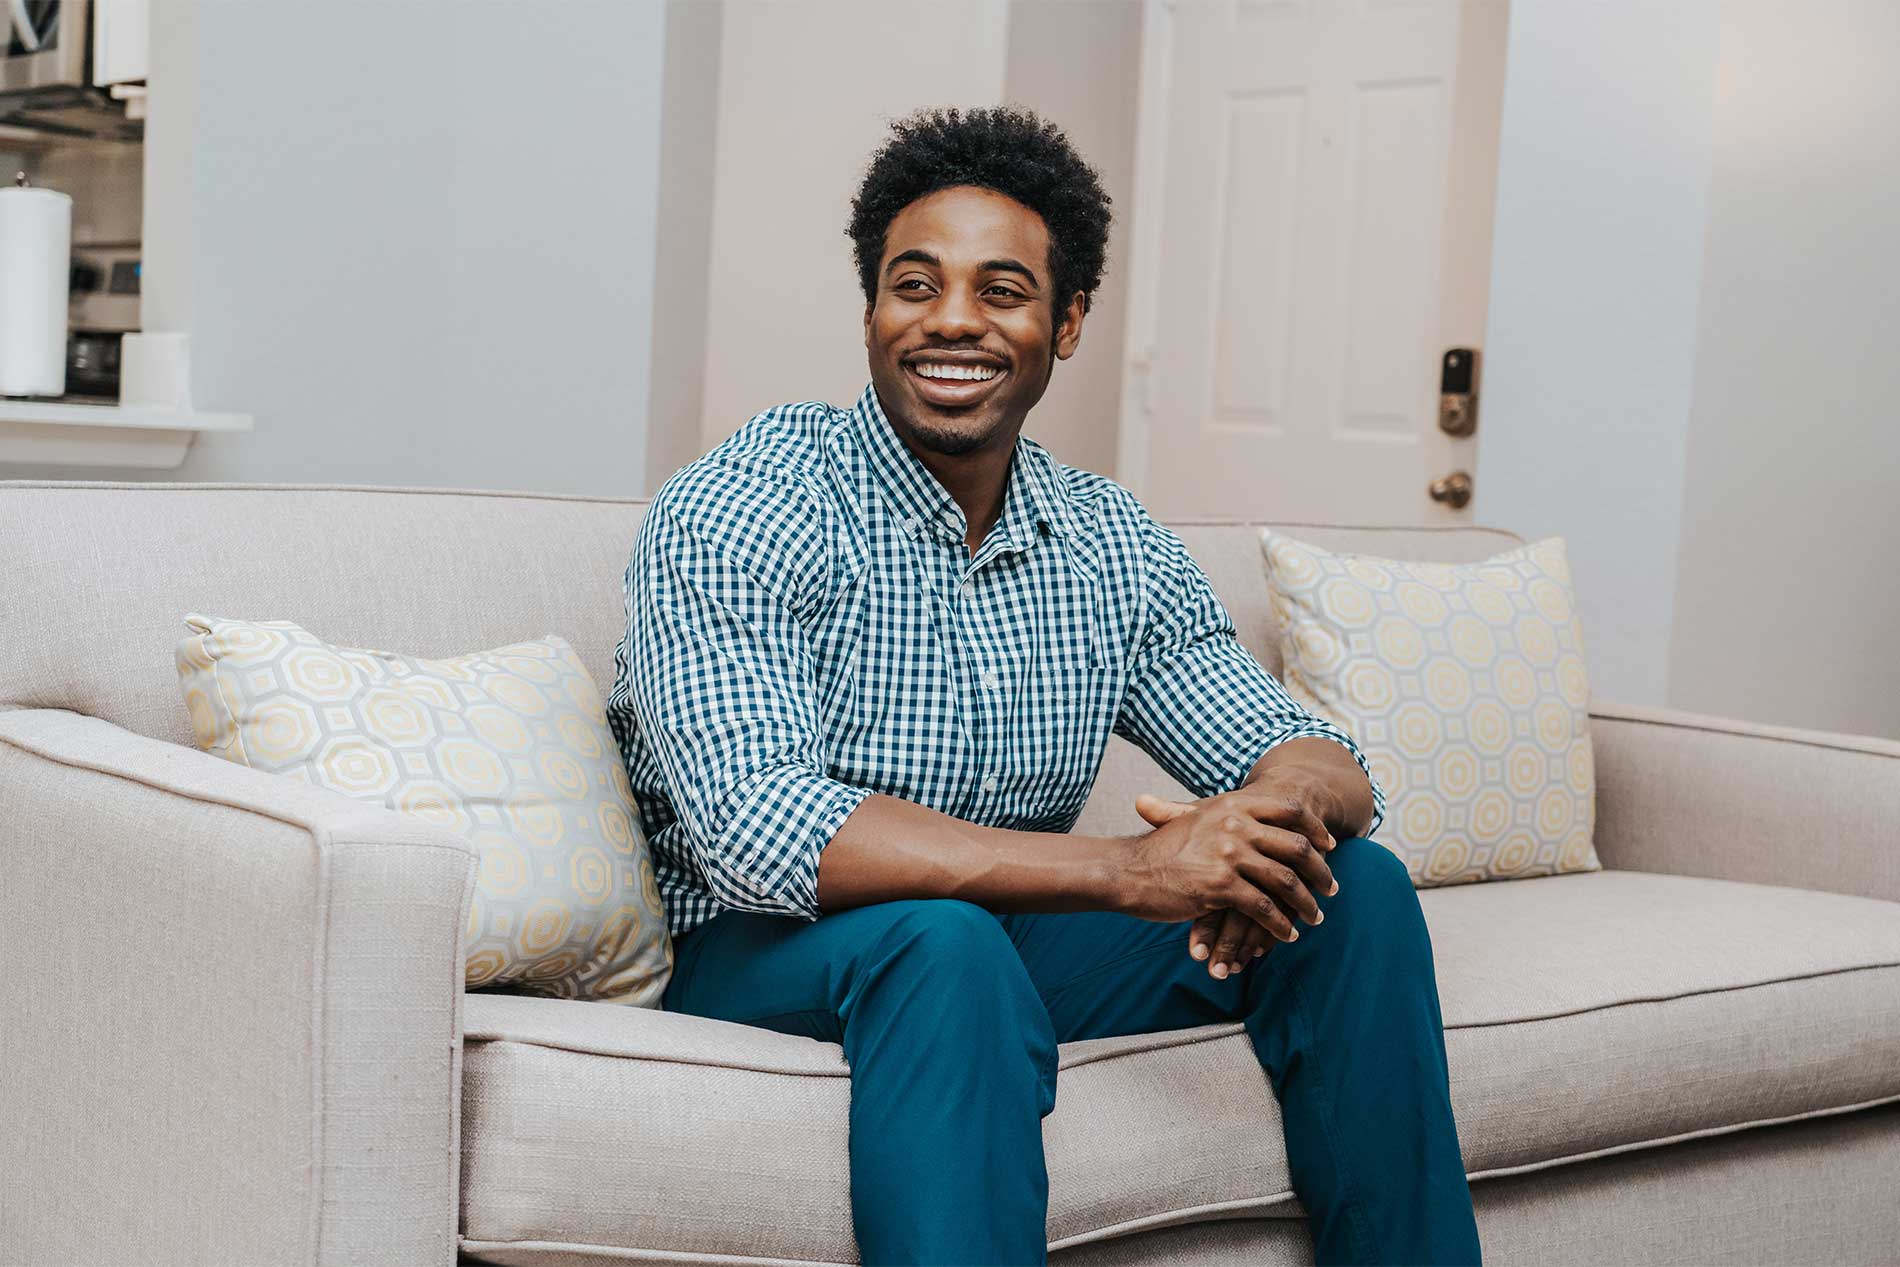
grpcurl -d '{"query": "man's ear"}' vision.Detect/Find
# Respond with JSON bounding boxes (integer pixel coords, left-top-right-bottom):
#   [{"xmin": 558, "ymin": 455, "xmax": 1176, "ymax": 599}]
[
  {"xmin": 1053, "ymin": 291, "xmax": 1088, "ymax": 361},
  {"xmin": 863, "ymin": 301, "xmax": 874, "ymax": 347}
]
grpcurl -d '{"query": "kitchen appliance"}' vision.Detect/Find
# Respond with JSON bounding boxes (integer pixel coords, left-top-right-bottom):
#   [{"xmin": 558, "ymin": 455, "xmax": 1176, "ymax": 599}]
[
  {"xmin": 2, "ymin": 0, "xmax": 139, "ymax": 140},
  {"xmin": 66, "ymin": 237, "xmax": 136, "ymax": 398}
]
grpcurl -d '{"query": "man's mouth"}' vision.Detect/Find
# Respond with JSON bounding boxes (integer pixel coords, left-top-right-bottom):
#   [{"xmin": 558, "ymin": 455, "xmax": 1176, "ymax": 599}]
[{"xmin": 904, "ymin": 358, "xmax": 1008, "ymax": 407}]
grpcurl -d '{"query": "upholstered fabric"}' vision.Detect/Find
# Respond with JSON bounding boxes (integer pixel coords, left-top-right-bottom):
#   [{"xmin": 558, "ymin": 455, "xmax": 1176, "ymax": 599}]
[
  {"xmin": 465, "ymin": 1103, "xmax": 1900, "ymax": 1266},
  {"xmin": 457, "ymin": 867, "xmax": 1900, "ymax": 1263},
  {"xmin": 1259, "ymin": 531, "xmax": 1600, "ymax": 886},
  {"xmin": 7, "ymin": 481, "xmax": 1898, "ymax": 1267},
  {"xmin": 1590, "ymin": 699, "xmax": 1900, "ymax": 905},
  {"xmin": 0, "ymin": 705, "xmax": 473, "ymax": 1266},
  {"xmin": 174, "ymin": 613, "xmax": 672, "ymax": 1004}
]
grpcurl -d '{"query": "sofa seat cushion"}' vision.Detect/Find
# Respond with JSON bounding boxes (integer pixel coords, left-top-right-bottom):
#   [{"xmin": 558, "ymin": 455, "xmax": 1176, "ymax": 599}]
[{"xmin": 457, "ymin": 870, "xmax": 1900, "ymax": 1265}]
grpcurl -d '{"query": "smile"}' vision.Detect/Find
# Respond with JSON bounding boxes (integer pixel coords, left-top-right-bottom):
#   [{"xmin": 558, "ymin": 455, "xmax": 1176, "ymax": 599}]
[{"xmin": 911, "ymin": 363, "xmax": 1000, "ymax": 381}]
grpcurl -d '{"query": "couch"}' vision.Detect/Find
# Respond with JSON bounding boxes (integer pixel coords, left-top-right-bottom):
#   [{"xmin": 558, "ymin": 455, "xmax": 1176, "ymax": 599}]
[{"xmin": 3, "ymin": 479, "xmax": 1897, "ymax": 1267}]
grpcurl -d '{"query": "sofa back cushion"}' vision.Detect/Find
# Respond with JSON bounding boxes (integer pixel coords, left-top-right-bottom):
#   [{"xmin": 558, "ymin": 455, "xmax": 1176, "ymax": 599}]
[{"xmin": 0, "ymin": 482, "xmax": 1524, "ymax": 835}]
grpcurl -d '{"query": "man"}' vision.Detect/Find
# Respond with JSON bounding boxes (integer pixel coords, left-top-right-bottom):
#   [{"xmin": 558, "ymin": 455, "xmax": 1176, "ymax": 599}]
[{"xmin": 606, "ymin": 106, "xmax": 1480, "ymax": 1267}]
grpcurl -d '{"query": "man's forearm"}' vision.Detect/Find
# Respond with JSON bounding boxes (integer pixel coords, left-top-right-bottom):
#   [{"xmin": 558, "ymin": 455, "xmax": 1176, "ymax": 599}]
[
  {"xmin": 814, "ymin": 793, "xmax": 1131, "ymax": 917},
  {"xmin": 1243, "ymin": 735, "xmax": 1378, "ymax": 839}
]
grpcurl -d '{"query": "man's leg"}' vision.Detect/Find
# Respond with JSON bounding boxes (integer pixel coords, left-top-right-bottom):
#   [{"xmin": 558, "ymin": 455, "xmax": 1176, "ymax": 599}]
[
  {"xmin": 997, "ymin": 836, "xmax": 1481, "ymax": 1266},
  {"xmin": 663, "ymin": 898, "xmax": 1059, "ymax": 1266}
]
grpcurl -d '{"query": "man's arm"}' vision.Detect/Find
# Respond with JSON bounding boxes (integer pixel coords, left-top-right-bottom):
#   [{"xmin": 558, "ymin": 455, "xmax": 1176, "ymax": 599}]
[
  {"xmin": 1113, "ymin": 509, "xmax": 1385, "ymax": 836},
  {"xmin": 625, "ymin": 488, "xmax": 875, "ymax": 921}
]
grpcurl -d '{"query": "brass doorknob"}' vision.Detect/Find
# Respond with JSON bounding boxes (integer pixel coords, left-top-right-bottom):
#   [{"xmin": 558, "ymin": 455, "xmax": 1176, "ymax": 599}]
[{"xmin": 1428, "ymin": 470, "xmax": 1473, "ymax": 509}]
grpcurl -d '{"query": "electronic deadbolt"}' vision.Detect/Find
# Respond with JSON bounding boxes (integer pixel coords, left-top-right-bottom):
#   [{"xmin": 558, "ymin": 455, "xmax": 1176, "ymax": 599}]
[{"xmin": 1439, "ymin": 347, "xmax": 1480, "ymax": 437}]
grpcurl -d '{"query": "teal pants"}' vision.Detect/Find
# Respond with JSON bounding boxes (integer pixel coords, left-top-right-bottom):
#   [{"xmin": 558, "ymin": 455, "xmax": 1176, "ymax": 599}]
[{"xmin": 661, "ymin": 836, "xmax": 1482, "ymax": 1266}]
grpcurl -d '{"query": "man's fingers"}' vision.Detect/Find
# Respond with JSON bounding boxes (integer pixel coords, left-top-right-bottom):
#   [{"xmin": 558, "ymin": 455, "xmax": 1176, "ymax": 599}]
[
  {"xmin": 1237, "ymin": 852, "xmax": 1324, "ymax": 926},
  {"xmin": 1207, "ymin": 909, "xmax": 1254, "ymax": 978},
  {"xmin": 1232, "ymin": 789, "xmax": 1336, "ymax": 855},
  {"xmin": 1245, "ymin": 820, "xmax": 1337, "ymax": 900},
  {"xmin": 1187, "ymin": 911, "xmax": 1222, "ymax": 961},
  {"xmin": 1228, "ymin": 875, "xmax": 1301, "ymax": 944}
]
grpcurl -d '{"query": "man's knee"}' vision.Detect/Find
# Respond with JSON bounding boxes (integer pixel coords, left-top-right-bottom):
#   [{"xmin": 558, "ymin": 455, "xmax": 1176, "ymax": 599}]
[
  {"xmin": 868, "ymin": 898, "xmax": 1019, "ymax": 974},
  {"xmin": 1328, "ymin": 836, "xmax": 1423, "ymax": 918}
]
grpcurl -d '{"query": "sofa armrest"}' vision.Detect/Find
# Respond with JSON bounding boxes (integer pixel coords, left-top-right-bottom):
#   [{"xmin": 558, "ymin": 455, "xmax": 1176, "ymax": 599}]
[
  {"xmin": 1589, "ymin": 699, "xmax": 1900, "ymax": 903},
  {"xmin": 0, "ymin": 707, "xmax": 478, "ymax": 1266}
]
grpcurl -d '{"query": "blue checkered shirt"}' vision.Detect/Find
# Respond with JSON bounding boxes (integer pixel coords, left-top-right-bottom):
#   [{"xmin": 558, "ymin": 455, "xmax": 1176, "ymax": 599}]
[{"xmin": 606, "ymin": 384, "xmax": 1385, "ymax": 938}]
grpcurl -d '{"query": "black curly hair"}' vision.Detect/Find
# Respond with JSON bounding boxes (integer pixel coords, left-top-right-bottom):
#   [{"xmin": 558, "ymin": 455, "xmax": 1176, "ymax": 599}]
[{"xmin": 847, "ymin": 105, "xmax": 1113, "ymax": 315}]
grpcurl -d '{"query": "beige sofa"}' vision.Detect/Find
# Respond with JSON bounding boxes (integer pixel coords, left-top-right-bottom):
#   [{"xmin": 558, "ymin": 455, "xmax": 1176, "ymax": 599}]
[{"xmin": 3, "ymin": 479, "xmax": 1898, "ymax": 1267}]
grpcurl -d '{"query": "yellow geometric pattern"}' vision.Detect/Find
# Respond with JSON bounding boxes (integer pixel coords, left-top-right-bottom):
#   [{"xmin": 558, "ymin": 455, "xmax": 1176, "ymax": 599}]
[
  {"xmin": 1258, "ymin": 533, "xmax": 1601, "ymax": 888},
  {"xmin": 175, "ymin": 613, "xmax": 673, "ymax": 1005}
]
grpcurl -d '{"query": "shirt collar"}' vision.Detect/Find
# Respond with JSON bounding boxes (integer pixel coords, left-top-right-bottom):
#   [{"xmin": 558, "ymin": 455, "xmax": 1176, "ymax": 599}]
[{"xmin": 844, "ymin": 382, "xmax": 1076, "ymax": 552}]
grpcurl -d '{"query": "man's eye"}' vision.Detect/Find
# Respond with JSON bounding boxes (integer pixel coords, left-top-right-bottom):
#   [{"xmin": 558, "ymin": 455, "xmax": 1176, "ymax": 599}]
[
  {"xmin": 987, "ymin": 286, "xmax": 1025, "ymax": 299},
  {"xmin": 896, "ymin": 279, "xmax": 931, "ymax": 292}
]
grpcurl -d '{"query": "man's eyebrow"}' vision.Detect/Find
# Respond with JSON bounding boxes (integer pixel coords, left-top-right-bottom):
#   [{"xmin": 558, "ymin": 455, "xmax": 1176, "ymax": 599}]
[
  {"xmin": 884, "ymin": 249, "xmax": 940, "ymax": 276},
  {"xmin": 982, "ymin": 258, "xmax": 1041, "ymax": 289}
]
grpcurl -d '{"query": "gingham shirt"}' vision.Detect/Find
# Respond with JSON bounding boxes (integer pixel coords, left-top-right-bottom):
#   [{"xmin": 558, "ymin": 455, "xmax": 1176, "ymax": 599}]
[{"xmin": 606, "ymin": 383, "xmax": 1385, "ymax": 938}]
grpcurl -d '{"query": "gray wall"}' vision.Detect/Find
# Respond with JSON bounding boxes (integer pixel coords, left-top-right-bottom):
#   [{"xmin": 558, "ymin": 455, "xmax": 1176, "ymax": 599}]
[
  {"xmin": 1474, "ymin": 0, "xmax": 1721, "ymax": 707},
  {"xmin": 4, "ymin": 0, "xmax": 669, "ymax": 494},
  {"xmin": 1665, "ymin": 0, "xmax": 1900, "ymax": 736}
]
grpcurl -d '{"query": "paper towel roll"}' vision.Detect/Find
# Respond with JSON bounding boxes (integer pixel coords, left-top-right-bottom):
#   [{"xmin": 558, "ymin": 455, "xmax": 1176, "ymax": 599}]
[{"xmin": 0, "ymin": 178, "xmax": 73, "ymax": 398}]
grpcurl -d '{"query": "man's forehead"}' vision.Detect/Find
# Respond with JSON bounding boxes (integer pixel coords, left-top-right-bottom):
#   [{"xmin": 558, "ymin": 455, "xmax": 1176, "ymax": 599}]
[{"xmin": 882, "ymin": 187, "xmax": 1049, "ymax": 264}]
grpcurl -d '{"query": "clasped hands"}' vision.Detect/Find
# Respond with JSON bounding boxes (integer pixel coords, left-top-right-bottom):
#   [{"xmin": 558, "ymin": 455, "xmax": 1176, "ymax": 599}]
[{"xmin": 1124, "ymin": 778, "xmax": 1339, "ymax": 981}]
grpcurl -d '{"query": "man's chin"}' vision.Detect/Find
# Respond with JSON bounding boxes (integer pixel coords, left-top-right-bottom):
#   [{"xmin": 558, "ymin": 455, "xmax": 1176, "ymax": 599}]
[{"xmin": 908, "ymin": 418, "xmax": 993, "ymax": 457}]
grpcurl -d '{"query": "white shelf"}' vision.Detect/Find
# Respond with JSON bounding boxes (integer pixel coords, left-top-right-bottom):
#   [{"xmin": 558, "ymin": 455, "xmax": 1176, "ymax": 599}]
[{"xmin": 0, "ymin": 398, "xmax": 252, "ymax": 469}]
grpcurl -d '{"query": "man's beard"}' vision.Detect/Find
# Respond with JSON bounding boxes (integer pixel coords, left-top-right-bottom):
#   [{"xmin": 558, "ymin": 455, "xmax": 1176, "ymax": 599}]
[{"xmin": 907, "ymin": 412, "xmax": 998, "ymax": 457}]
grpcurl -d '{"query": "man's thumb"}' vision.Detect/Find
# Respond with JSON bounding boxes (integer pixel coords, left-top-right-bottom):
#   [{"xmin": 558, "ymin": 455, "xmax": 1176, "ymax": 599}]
[{"xmin": 1134, "ymin": 792, "xmax": 1192, "ymax": 826}]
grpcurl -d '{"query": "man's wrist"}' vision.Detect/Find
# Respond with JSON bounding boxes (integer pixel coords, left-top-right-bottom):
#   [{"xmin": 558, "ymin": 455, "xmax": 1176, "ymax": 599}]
[
  {"xmin": 1083, "ymin": 833, "xmax": 1141, "ymax": 915},
  {"xmin": 1243, "ymin": 757, "xmax": 1342, "ymax": 822}
]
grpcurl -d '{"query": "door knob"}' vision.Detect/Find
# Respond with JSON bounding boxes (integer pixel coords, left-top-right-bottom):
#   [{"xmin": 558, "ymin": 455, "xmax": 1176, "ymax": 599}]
[{"xmin": 1429, "ymin": 470, "xmax": 1473, "ymax": 509}]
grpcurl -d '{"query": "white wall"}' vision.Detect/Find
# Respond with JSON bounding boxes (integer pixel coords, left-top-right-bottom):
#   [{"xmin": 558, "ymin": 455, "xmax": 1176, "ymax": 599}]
[
  {"xmin": 1665, "ymin": 0, "xmax": 1900, "ymax": 737},
  {"xmin": 1003, "ymin": 0, "xmax": 1143, "ymax": 478},
  {"xmin": 1474, "ymin": 0, "xmax": 1721, "ymax": 706},
  {"xmin": 694, "ymin": 0, "xmax": 1011, "ymax": 451},
  {"xmin": 3, "ymin": 0, "xmax": 670, "ymax": 494}
]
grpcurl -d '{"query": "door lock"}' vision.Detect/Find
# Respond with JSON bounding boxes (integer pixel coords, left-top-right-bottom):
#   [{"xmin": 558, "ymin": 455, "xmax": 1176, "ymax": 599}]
[
  {"xmin": 1429, "ymin": 470, "xmax": 1473, "ymax": 509},
  {"xmin": 1439, "ymin": 347, "xmax": 1480, "ymax": 437}
]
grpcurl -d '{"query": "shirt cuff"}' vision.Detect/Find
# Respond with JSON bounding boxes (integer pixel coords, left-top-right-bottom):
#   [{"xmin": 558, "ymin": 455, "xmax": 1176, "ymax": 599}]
[{"xmin": 705, "ymin": 763, "xmax": 874, "ymax": 920}]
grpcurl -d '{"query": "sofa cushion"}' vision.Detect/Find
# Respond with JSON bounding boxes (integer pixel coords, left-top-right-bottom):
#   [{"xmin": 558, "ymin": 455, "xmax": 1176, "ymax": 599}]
[
  {"xmin": 1258, "ymin": 531, "xmax": 1601, "ymax": 888},
  {"xmin": 456, "ymin": 869, "xmax": 1900, "ymax": 1263}
]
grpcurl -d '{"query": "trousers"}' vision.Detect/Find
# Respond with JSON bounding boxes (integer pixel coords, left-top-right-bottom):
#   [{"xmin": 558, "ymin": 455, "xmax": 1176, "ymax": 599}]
[{"xmin": 661, "ymin": 836, "xmax": 1482, "ymax": 1267}]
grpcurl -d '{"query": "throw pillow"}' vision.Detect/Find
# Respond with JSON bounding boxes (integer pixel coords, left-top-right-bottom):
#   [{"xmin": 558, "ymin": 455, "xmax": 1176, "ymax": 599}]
[
  {"xmin": 175, "ymin": 612, "xmax": 673, "ymax": 1005},
  {"xmin": 1257, "ymin": 531, "xmax": 1600, "ymax": 887}
]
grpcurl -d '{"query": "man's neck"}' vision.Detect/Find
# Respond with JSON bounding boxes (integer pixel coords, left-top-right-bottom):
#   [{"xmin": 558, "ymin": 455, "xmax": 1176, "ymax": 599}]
[{"xmin": 896, "ymin": 422, "xmax": 1021, "ymax": 557}]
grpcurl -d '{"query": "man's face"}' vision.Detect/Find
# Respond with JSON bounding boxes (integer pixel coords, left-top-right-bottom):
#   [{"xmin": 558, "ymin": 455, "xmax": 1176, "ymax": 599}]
[{"xmin": 864, "ymin": 184, "xmax": 1087, "ymax": 458}]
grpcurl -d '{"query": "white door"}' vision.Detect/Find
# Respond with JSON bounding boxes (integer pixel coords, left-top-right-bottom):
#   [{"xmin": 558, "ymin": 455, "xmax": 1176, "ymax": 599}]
[{"xmin": 1117, "ymin": 0, "xmax": 1508, "ymax": 522}]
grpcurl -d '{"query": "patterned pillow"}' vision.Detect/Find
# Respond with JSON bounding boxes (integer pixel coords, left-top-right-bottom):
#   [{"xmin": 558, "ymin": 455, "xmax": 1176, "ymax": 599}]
[
  {"xmin": 175, "ymin": 612, "xmax": 673, "ymax": 1005},
  {"xmin": 1257, "ymin": 531, "xmax": 1601, "ymax": 887}
]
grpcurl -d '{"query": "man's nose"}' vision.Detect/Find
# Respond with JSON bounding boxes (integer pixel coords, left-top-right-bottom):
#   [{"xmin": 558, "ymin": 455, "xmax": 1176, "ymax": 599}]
[{"xmin": 922, "ymin": 284, "xmax": 985, "ymax": 341}]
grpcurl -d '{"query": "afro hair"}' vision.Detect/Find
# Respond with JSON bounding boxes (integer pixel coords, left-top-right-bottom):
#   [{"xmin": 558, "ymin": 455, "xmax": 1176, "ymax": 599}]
[{"xmin": 846, "ymin": 105, "xmax": 1113, "ymax": 315}]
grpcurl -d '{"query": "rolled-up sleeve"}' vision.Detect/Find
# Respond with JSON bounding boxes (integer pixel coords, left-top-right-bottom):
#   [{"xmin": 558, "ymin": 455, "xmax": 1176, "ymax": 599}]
[
  {"xmin": 1114, "ymin": 513, "xmax": 1386, "ymax": 835},
  {"xmin": 625, "ymin": 496, "xmax": 871, "ymax": 921}
]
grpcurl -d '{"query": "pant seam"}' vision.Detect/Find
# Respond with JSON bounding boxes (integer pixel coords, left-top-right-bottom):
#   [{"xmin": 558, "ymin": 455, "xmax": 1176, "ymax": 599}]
[{"xmin": 1275, "ymin": 959, "xmax": 1382, "ymax": 1265}]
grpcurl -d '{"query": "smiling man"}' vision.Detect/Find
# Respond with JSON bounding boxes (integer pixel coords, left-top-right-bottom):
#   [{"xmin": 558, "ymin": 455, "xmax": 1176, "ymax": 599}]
[{"xmin": 606, "ymin": 106, "xmax": 1480, "ymax": 1267}]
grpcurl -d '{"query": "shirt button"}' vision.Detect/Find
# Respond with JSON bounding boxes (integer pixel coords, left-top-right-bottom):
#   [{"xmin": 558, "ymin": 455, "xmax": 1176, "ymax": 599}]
[
  {"xmin": 902, "ymin": 517, "xmax": 920, "ymax": 538},
  {"xmin": 980, "ymin": 668, "xmax": 1000, "ymax": 690},
  {"xmin": 939, "ymin": 509, "xmax": 961, "ymax": 533},
  {"xmin": 980, "ymin": 772, "xmax": 999, "ymax": 794}
]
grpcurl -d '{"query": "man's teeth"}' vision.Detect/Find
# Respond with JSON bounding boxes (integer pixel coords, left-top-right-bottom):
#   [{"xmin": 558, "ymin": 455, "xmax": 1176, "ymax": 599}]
[{"xmin": 913, "ymin": 363, "xmax": 1000, "ymax": 382}]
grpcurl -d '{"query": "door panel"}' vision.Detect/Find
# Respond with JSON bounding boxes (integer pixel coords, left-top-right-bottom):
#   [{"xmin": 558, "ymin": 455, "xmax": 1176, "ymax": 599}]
[{"xmin": 1119, "ymin": 0, "xmax": 1508, "ymax": 524}]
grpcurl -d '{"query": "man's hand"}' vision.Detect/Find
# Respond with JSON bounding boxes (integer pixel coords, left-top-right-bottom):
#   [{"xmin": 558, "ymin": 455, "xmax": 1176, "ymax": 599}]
[{"xmin": 1117, "ymin": 784, "xmax": 1339, "ymax": 979}]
